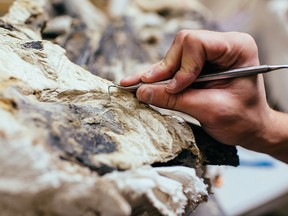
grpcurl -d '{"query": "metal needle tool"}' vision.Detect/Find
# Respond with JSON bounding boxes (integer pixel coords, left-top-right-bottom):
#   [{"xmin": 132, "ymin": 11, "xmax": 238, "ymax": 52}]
[{"xmin": 108, "ymin": 64, "xmax": 288, "ymax": 92}]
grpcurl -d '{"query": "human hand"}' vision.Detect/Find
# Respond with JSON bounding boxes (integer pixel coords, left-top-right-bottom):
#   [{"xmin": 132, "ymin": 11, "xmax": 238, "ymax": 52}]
[{"xmin": 120, "ymin": 30, "xmax": 287, "ymax": 161}]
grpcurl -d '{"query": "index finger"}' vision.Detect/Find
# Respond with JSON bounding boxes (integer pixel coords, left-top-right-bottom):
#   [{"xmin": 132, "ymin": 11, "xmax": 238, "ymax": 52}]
[
  {"xmin": 165, "ymin": 33, "xmax": 206, "ymax": 93},
  {"xmin": 120, "ymin": 62, "xmax": 163, "ymax": 86},
  {"xmin": 140, "ymin": 30, "xmax": 190, "ymax": 83}
]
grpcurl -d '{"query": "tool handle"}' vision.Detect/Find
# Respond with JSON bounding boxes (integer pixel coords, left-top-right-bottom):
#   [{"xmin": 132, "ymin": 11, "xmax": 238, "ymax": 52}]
[
  {"xmin": 195, "ymin": 65, "xmax": 269, "ymax": 82},
  {"xmin": 111, "ymin": 64, "xmax": 288, "ymax": 91},
  {"xmin": 195, "ymin": 64, "xmax": 288, "ymax": 82}
]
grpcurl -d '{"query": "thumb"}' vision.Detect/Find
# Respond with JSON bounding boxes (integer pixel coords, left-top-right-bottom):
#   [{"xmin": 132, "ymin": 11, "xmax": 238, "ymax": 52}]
[{"xmin": 136, "ymin": 84, "xmax": 222, "ymax": 122}]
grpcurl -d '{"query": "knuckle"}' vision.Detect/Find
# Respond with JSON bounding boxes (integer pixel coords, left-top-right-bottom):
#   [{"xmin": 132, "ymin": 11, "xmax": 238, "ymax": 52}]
[
  {"xmin": 174, "ymin": 30, "xmax": 189, "ymax": 45},
  {"xmin": 176, "ymin": 29, "xmax": 189, "ymax": 38},
  {"xmin": 160, "ymin": 58, "xmax": 168, "ymax": 67},
  {"xmin": 160, "ymin": 58, "xmax": 174, "ymax": 73},
  {"xmin": 240, "ymin": 32, "xmax": 255, "ymax": 44},
  {"xmin": 180, "ymin": 64, "xmax": 200, "ymax": 76},
  {"xmin": 228, "ymin": 32, "xmax": 259, "ymax": 63},
  {"xmin": 165, "ymin": 94, "xmax": 178, "ymax": 110},
  {"xmin": 230, "ymin": 32, "xmax": 257, "ymax": 49},
  {"xmin": 183, "ymin": 33, "xmax": 194, "ymax": 43},
  {"xmin": 182, "ymin": 32, "xmax": 200, "ymax": 45},
  {"xmin": 160, "ymin": 57, "xmax": 175, "ymax": 73}
]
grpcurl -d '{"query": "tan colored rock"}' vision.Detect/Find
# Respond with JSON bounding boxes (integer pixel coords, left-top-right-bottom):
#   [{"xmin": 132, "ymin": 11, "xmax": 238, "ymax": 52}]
[
  {"xmin": 0, "ymin": 0, "xmax": 239, "ymax": 215},
  {"xmin": 0, "ymin": 0, "xmax": 208, "ymax": 215}
]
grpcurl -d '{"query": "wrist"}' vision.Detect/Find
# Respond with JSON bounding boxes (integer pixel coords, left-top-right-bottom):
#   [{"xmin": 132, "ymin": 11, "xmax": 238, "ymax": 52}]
[{"xmin": 252, "ymin": 109, "xmax": 288, "ymax": 163}]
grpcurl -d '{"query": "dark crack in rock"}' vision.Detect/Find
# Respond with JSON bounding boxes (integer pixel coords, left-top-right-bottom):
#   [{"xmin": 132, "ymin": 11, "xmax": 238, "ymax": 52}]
[
  {"xmin": 22, "ymin": 41, "xmax": 44, "ymax": 50},
  {"xmin": 15, "ymin": 97, "xmax": 122, "ymax": 174}
]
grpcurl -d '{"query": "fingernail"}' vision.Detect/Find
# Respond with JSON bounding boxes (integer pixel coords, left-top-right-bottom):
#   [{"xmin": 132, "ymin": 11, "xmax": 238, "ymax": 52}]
[
  {"xmin": 138, "ymin": 87, "xmax": 154, "ymax": 104},
  {"xmin": 166, "ymin": 78, "xmax": 176, "ymax": 90},
  {"xmin": 142, "ymin": 69, "xmax": 154, "ymax": 79}
]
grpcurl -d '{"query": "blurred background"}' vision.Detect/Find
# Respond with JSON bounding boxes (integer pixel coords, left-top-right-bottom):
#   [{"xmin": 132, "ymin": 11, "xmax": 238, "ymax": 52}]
[{"xmin": 1, "ymin": 0, "xmax": 287, "ymax": 216}]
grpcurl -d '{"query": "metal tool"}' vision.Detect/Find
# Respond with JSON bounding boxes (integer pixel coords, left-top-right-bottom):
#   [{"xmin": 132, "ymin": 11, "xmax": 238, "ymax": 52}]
[{"xmin": 109, "ymin": 64, "xmax": 288, "ymax": 92}]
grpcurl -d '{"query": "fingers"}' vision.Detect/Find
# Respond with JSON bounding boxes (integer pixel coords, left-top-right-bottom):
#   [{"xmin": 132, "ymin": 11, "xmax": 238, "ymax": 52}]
[
  {"xmin": 120, "ymin": 73, "xmax": 142, "ymax": 86},
  {"xmin": 163, "ymin": 31, "xmax": 260, "ymax": 93},
  {"xmin": 140, "ymin": 30, "xmax": 189, "ymax": 83},
  {"xmin": 137, "ymin": 30, "xmax": 227, "ymax": 93},
  {"xmin": 165, "ymin": 33, "xmax": 206, "ymax": 93},
  {"xmin": 136, "ymin": 84, "xmax": 212, "ymax": 119},
  {"xmin": 136, "ymin": 83, "xmax": 238, "ymax": 131},
  {"xmin": 120, "ymin": 30, "xmax": 190, "ymax": 86},
  {"xmin": 121, "ymin": 30, "xmax": 260, "ymax": 94},
  {"xmin": 120, "ymin": 61, "xmax": 165, "ymax": 86},
  {"xmin": 136, "ymin": 85, "xmax": 181, "ymax": 110}
]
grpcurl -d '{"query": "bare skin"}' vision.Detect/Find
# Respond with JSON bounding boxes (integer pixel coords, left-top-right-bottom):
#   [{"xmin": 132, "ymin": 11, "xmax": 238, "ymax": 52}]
[{"xmin": 120, "ymin": 30, "xmax": 288, "ymax": 163}]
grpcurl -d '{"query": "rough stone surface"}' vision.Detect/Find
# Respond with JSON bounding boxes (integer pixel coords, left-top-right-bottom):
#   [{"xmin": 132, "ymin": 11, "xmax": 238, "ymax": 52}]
[{"xmin": 0, "ymin": 0, "xmax": 238, "ymax": 215}]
